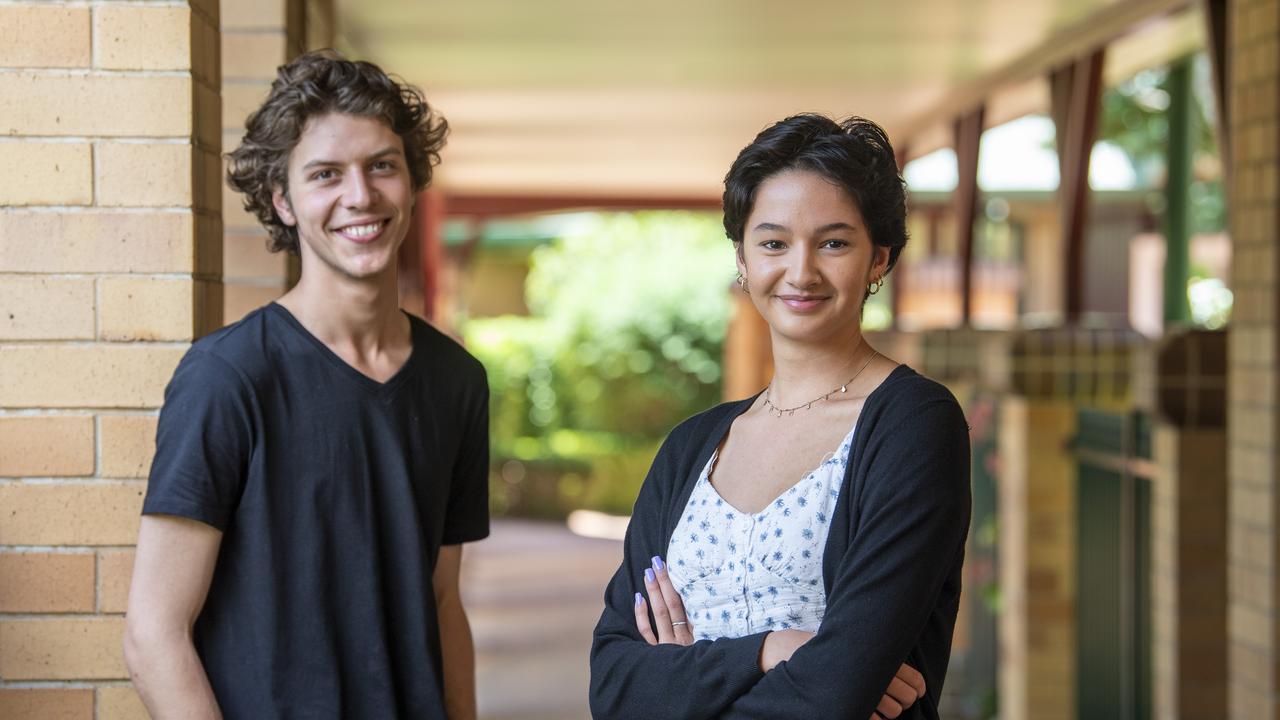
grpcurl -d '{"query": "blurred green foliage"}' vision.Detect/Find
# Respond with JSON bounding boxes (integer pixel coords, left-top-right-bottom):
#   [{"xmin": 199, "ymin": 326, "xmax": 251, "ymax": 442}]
[
  {"xmin": 465, "ymin": 211, "xmax": 736, "ymax": 518},
  {"xmin": 1098, "ymin": 54, "xmax": 1225, "ymax": 233},
  {"xmin": 1099, "ymin": 53, "xmax": 1232, "ymax": 330}
]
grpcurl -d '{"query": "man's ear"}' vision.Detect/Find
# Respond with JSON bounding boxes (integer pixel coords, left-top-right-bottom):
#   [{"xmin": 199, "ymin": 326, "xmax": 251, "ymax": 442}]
[{"xmin": 271, "ymin": 186, "xmax": 296, "ymax": 227}]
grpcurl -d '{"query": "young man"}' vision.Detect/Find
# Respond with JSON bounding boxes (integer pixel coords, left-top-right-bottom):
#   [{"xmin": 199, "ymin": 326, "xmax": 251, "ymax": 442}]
[{"xmin": 123, "ymin": 51, "xmax": 489, "ymax": 719}]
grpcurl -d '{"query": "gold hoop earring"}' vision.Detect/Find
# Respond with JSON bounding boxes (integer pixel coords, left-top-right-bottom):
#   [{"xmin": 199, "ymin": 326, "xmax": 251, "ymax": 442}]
[
  {"xmin": 737, "ymin": 273, "xmax": 750, "ymax": 295},
  {"xmin": 867, "ymin": 277, "xmax": 884, "ymax": 296}
]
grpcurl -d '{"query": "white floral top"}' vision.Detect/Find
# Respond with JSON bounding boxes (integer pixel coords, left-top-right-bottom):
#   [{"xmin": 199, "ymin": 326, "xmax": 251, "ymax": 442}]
[{"xmin": 665, "ymin": 423, "xmax": 856, "ymax": 641}]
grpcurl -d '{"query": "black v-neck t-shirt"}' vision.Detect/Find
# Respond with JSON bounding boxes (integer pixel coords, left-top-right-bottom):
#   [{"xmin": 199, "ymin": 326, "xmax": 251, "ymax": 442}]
[{"xmin": 143, "ymin": 303, "xmax": 490, "ymax": 719}]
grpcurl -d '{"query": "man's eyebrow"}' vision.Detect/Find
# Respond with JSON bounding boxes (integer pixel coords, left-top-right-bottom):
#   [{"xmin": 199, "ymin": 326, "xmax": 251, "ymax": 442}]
[
  {"xmin": 753, "ymin": 222, "xmax": 789, "ymax": 233},
  {"xmin": 301, "ymin": 147, "xmax": 403, "ymax": 171}
]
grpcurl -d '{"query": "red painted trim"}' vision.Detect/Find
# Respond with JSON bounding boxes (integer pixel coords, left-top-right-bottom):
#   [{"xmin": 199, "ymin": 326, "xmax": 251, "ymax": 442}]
[
  {"xmin": 421, "ymin": 190, "xmax": 445, "ymax": 321},
  {"xmin": 953, "ymin": 107, "xmax": 985, "ymax": 327},
  {"xmin": 442, "ymin": 194, "xmax": 721, "ymax": 219},
  {"xmin": 1054, "ymin": 49, "xmax": 1106, "ymax": 323}
]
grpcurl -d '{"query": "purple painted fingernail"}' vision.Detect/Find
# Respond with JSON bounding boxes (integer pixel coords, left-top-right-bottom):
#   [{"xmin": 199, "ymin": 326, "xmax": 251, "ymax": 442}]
[
  {"xmin": 635, "ymin": 592, "xmax": 644, "ymax": 606},
  {"xmin": 645, "ymin": 568, "xmax": 655, "ymax": 583},
  {"xmin": 651, "ymin": 556, "xmax": 665, "ymax": 572}
]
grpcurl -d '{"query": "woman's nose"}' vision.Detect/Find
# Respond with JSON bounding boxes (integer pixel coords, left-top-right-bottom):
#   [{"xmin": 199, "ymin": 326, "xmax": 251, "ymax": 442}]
[{"xmin": 784, "ymin": 246, "xmax": 820, "ymax": 288}]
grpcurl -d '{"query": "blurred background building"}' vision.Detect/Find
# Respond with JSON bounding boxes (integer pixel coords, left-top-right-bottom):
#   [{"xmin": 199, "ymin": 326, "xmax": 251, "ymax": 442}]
[{"xmin": 0, "ymin": 0, "xmax": 1274, "ymax": 718}]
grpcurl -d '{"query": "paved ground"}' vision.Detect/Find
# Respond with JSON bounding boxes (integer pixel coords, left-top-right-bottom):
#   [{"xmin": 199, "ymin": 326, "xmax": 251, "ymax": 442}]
[
  {"xmin": 463, "ymin": 518, "xmax": 622, "ymax": 720},
  {"xmin": 465, "ymin": 519, "xmax": 980, "ymax": 720}
]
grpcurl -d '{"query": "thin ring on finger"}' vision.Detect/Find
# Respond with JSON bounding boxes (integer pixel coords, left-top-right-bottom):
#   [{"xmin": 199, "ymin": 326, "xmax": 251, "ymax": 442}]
[
  {"xmin": 650, "ymin": 556, "xmax": 693, "ymax": 639},
  {"xmin": 643, "ymin": 568, "xmax": 676, "ymax": 643}
]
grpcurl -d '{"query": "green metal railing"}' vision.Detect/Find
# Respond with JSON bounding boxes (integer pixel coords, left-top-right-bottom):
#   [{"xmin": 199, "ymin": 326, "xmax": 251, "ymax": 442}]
[{"xmin": 1073, "ymin": 408, "xmax": 1153, "ymax": 720}]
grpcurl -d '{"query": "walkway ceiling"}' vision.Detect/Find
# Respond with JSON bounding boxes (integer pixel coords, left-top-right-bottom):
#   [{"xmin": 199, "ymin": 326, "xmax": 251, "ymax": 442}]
[{"xmin": 336, "ymin": 0, "xmax": 1202, "ymax": 201}]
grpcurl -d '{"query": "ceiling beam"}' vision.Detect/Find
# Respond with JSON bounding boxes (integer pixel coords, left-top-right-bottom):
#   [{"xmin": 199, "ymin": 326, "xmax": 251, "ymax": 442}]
[{"xmin": 897, "ymin": 0, "xmax": 1193, "ymax": 145}]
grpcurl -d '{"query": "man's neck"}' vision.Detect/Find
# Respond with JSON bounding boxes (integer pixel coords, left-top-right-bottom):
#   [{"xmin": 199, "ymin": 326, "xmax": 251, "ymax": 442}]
[{"xmin": 275, "ymin": 263, "xmax": 410, "ymax": 359}]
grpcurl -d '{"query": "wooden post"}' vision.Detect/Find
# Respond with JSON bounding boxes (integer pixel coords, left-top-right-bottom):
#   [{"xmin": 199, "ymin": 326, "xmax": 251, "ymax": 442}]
[
  {"xmin": 953, "ymin": 107, "xmax": 985, "ymax": 326},
  {"xmin": 1051, "ymin": 49, "xmax": 1106, "ymax": 323}
]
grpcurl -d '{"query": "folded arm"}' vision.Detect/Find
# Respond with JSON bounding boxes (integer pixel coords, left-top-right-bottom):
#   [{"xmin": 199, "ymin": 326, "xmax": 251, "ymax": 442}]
[
  {"xmin": 634, "ymin": 556, "xmax": 926, "ymax": 719},
  {"xmin": 717, "ymin": 399, "xmax": 971, "ymax": 719},
  {"xmin": 589, "ymin": 427, "xmax": 771, "ymax": 720}
]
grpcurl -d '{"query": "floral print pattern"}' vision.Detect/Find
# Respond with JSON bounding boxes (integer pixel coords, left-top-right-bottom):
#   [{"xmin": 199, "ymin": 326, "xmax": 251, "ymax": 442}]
[{"xmin": 665, "ymin": 423, "xmax": 856, "ymax": 641}]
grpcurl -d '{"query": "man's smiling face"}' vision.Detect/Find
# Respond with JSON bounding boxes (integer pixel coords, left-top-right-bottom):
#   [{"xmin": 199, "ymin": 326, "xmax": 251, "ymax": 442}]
[{"xmin": 272, "ymin": 112, "xmax": 415, "ymax": 283}]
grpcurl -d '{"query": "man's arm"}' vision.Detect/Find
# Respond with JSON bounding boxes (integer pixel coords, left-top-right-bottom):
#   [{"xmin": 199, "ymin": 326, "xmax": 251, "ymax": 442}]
[
  {"xmin": 435, "ymin": 544, "xmax": 477, "ymax": 720},
  {"xmin": 123, "ymin": 514, "xmax": 224, "ymax": 719}
]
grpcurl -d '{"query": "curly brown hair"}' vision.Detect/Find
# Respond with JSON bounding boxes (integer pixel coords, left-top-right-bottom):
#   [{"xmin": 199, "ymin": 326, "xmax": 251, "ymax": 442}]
[{"xmin": 226, "ymin": 50, "xmax": 449, "ymax": 254}]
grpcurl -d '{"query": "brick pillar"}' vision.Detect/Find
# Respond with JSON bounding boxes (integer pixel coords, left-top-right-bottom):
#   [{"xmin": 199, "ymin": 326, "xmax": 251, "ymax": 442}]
[
  {"xmin": 996, "ymin": 397, "xmax": 1077, "ymax": 720},
  {"xmin": 1227, "ymin": 0, "xmax": 1280, "ymax": 716},
  {"xmin": 1149, "ymin": 330, "xmax": 1227, "ymax": 719},
  {"xmin": 221, "ymin": 0, "xmax": 333, "ymax": 324},
  {"xmin": 1153, "ymin": 425, "xmax": 1228, "ymax": 715},
  {"xmin": 0, "ymin": 1, "xmax": 221, "ymax": 716}
]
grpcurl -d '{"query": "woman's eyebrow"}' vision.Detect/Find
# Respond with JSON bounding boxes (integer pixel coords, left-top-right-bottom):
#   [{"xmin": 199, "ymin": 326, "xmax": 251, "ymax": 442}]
[
  {"xmin": 815, "ymin": 222, "xmax": 857, "ymax": 233},
  {"xmin": 751, "ymin": 222, "xmax": 858, "ymax": 234}
]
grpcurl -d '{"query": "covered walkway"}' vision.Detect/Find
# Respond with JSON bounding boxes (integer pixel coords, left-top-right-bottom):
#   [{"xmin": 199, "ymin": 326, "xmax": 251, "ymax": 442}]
[{"xmin": 466, "ymin": 520, "xmax": 619, "ymax": 720}]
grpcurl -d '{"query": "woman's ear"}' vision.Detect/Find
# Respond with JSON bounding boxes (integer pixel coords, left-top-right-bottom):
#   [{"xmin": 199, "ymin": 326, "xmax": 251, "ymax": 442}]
[
  {"xmin": 872, "ymin": 245, "xmax": 891, "ymax": 279},
  {"xmin": 734, "ymin": 241, "xmax": 747, "ymax": 276},
  {"xmin": 272, "ymin": 186, "xmax": 297, "ymax": 227}
]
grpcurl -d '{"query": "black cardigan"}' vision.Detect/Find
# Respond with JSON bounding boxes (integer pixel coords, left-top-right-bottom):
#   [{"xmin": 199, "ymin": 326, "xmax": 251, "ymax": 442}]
[{"xmin": 589, "ymin": 365, "xmax": 971, "ymax": 719}]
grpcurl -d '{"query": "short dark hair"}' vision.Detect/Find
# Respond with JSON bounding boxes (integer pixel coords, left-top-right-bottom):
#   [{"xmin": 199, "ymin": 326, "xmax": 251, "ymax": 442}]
[
  {"xmin": 722, "ymin": 114, "xmax": 908, "ymax": 272},
  {"xmin": 226, "ymin": 50, "xmax": 448, "ymax": 254}
]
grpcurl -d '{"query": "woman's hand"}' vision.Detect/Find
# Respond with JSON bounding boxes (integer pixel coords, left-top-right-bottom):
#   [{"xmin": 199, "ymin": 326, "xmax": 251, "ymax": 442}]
[
  {"xmin": 873, "ymin": 663, "xmax": 926, "ymax": 719},
  {"xmin": 634, "ymin": 556, "xmax": 695, "ymax": 645}
]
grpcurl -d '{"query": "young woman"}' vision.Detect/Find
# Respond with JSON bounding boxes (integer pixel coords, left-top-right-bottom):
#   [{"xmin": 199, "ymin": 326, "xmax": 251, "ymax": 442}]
[{"xmin": 589, "ymin": 115, "xmax": 971, "ymax": 719}]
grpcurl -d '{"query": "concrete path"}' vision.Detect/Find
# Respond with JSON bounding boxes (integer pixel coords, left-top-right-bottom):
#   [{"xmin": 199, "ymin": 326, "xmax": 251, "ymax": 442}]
[{"xmin": 463, "ymin": 518, "xmax": 623, "ymax": 720}]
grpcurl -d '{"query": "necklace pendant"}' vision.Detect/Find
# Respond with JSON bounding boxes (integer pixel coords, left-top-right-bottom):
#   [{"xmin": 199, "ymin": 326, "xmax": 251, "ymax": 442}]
[{"xmin": 841, "ymin": 385, "xmax": 847, "ymax": 393}]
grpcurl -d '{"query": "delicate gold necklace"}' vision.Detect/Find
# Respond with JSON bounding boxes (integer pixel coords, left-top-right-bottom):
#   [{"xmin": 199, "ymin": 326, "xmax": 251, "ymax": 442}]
[{"xmin": 762, "ymin": 343, "xmax": 878, "ymax": 418}]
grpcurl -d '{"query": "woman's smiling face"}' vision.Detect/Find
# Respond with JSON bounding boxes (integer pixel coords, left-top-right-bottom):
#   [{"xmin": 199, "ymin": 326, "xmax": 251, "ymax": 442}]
[{"xmin": 737, "ymin": 169, "xmax": 889, "ymax": 345}]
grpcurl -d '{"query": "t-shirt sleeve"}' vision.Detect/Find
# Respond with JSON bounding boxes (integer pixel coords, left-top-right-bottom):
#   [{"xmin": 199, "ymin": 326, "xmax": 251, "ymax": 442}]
[
  {"xmin": 441, "ymin": 373, "xmax": 490, "ymax": 545},
  {"xmin": 142, "ymin": 349, "xmax": 255, "ymax": 531}
]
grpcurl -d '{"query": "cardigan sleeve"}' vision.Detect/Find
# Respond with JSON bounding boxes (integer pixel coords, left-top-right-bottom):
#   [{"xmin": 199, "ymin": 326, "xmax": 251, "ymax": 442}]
[
  {"xmin": 717, "ymin": 397, "xmax": 971, "ymax": 719},
  {"xmin": 589, "ymin": 417, "xmax": 771, "ymax": 720}
]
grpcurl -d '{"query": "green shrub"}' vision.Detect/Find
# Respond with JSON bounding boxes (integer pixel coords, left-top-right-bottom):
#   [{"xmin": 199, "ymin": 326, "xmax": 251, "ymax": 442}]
[{"xmin": 466, "ymin": 211, "xmax": 734, "ymax": 518}]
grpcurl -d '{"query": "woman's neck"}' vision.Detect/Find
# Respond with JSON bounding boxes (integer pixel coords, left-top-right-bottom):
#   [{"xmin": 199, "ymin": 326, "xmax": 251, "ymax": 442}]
[{"xmin": 766, "ymin": 327, "xmax": 875, "ymax": 408}]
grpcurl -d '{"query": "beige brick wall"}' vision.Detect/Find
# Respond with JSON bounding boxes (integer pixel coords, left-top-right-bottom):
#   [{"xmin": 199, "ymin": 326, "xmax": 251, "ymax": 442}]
[
  {"xmin": 221, "ymin": 0, "xmax": 327, "ymax": 324},
  {"xmin": 997, "ymin": 397, "xmax": 1077, "ymax": 720},
  {"xmin": 0, "ymin": 688, "xmax": 94, "ymax": 720},
  {"xmin": 1227, "ymin": 0, "xmax": 1280, "ymax": 717},
  {"xmin": 1153, "ymin": 424, "xmax": 1228, "ymax": 718},
  {"xmin": 0, "ymin": 1, "xmax": 222, "ymax": 714}
]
